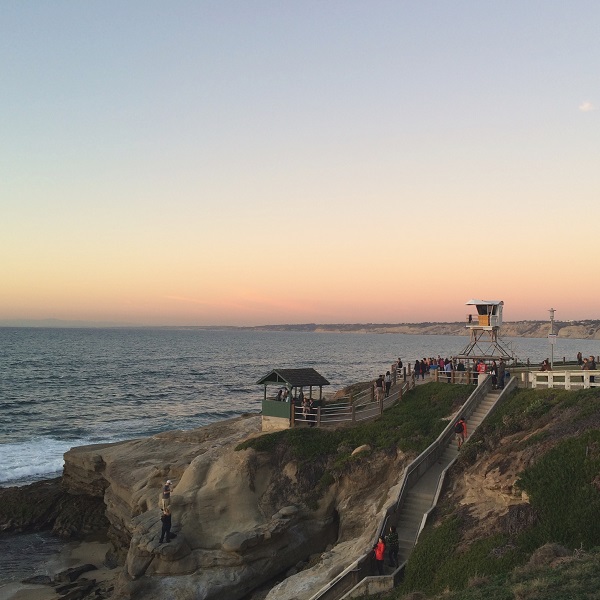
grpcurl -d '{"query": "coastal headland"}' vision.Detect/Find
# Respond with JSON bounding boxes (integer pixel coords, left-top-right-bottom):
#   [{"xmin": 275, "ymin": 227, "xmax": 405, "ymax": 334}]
[
  {"xmin": 246, "ymin": 319, "xmax": 600, "ymax": 339},
  {"xmin": 3, "ymin": 368, "xmax": 600, "ymax": 599},
  {"xmin": 2, "ymin": 319, "xmax": 599, "ymax": 340},
  {"xmin": 0, "ymin": 410, "xmax": 412, "ymax": 600}
]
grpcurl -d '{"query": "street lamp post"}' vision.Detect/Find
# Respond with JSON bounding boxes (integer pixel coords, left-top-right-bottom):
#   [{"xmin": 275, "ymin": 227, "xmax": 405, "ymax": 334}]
[{"xmin": 548, "ymin": 308, "xmax": 556, "ymax": 368}]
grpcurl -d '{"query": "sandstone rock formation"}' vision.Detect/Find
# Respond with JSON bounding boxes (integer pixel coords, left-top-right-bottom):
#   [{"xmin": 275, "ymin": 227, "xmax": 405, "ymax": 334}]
[{"xmin": 60, "ymin": 414, "xmax": 409, "ymax": 600}]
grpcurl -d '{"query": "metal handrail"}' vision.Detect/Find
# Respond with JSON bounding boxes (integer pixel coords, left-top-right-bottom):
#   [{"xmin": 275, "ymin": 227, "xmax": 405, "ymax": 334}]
[{"xmin": 309, "ymin": 375, "xmax": 505, "ymax": 600}]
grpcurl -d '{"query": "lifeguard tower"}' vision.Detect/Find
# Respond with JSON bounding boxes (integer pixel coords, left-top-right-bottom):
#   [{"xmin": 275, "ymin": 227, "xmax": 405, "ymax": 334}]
[{"xmin": 457, "ymin": 299, "xmax": 513, "ymax": 363}]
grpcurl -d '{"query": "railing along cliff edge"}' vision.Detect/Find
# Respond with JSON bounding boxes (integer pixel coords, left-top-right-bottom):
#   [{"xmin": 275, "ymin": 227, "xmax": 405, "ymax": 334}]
[{"xmin": 308, "ymin": 375, "xmax": 517, "ymax": 600}]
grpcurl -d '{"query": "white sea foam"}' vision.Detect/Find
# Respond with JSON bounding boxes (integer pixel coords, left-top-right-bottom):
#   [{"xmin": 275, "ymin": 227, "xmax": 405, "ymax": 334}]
[{"xmin": 0, "ymin": 438, "xmax": 90, "ymax": 486}]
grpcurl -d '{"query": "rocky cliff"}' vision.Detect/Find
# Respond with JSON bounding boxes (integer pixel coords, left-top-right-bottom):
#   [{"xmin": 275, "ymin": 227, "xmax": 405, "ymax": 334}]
[
  {"xmin": 251, "ymin": 320, "xmax": 600, "ymax": 339},
  {"xmin": 59, "ymin": 414, "xmax": 409, "ymax": 600},
  {"xmin": 311, "ymin": 320, "xmax": 600, "ymax": 339}
]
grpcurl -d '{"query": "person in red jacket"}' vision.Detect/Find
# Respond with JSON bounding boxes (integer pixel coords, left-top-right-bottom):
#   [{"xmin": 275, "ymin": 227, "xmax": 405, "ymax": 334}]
[{"xmin": 372, "ymin": 534, "xmax": 386, "ymax": 575}]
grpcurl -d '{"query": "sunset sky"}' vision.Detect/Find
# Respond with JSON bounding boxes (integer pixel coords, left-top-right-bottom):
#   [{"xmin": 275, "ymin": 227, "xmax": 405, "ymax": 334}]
[{"xmin": 2, "ymin": 1, "xmax": 599, "ymax": 326}]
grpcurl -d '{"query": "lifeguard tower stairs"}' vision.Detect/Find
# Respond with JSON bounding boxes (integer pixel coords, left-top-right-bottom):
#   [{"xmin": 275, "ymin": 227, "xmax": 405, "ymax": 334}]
[{"xmin": 457, "ymin": 299, "xmax": 513, "ymax": 363}]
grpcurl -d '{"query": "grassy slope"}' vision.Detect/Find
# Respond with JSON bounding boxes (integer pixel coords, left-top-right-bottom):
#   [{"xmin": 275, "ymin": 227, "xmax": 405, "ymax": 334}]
[
  {"xmin": 238, "ymin": 382, "xmax": 471, "ymax": 460},
  {"xmin": 237, "ymin": 383, "xmax": 471, "ymax": 508},
  {"xmin": 382, "ymin": 386, "xmax": 600, "ymax": 600}
]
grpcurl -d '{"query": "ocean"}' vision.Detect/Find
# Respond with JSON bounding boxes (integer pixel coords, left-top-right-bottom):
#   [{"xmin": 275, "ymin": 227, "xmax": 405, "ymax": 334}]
[
  {"xmin": 0, "ymin": 326, "xmax": 597, "ymax": 587},
  {"xmin": 1, "ymin": 326, "xmax": 597, "ymax": 488}
]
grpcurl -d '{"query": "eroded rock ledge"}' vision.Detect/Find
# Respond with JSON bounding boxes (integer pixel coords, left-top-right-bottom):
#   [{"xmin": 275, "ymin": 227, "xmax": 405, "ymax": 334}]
[{"xmin": 55, "ymin": 413, "xmax": 409, "ymax": 600}]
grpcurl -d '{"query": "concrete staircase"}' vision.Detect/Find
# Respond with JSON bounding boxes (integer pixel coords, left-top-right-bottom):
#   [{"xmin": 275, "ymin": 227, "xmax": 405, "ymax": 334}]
[
  {"xmin": 390, "ymin": 388, "xmax": 502, "ymax": 567},
  {"xmin": 311, "ymin": 380, "xmax": 517, "ymax": 600}
]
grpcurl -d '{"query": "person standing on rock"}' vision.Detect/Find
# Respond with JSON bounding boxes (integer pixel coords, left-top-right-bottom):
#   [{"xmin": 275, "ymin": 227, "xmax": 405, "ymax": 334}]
[
  {"xmin": 161, "ymin": 479, "xmax": 172, "ymax": 510},
  {"xmin": 160, "ymin": 507, "xmax": 172, "ymax": 543}
]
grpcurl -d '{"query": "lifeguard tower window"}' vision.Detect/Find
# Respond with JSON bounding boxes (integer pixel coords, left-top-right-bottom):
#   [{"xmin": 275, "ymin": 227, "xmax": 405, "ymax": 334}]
[{"xmin": 466, "ymin": 300, "xmax": 503, "ymax": 329}]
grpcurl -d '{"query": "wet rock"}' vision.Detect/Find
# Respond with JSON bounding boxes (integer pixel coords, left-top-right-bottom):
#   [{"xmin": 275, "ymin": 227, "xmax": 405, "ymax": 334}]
[
  {"xmin": 22, "ymin": 574, "xmax": 52, "ymax": 585},
  {"xmin": 53, "ymin": 563, "xmax": 97, "ymax": 583}
]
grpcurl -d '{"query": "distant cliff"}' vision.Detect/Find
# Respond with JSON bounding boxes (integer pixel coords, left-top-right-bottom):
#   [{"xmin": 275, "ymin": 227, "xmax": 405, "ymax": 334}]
[{"xmin": 248, "ymin": 320, "xmax": 600, "ymax": 340}]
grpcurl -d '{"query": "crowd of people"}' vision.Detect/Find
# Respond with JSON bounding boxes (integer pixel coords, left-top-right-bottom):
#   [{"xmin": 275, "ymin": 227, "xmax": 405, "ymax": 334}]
[
  {"xmin": 401, "ymin": 356, "xmax": 507, "ymax": 389},
  {"xmin": 578, "ymin": 353, "xmax": 597, "ymax": 383}
]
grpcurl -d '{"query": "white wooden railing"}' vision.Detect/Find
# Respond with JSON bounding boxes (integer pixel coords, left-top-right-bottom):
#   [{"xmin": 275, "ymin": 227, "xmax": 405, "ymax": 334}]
[{"xmin": 528, "ymin": 370, "xmax": 600, "ymax": 389}]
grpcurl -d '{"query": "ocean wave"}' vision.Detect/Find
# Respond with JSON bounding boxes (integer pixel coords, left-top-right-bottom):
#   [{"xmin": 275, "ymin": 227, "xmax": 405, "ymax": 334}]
[{"xmin": 0, "ymin": 438, "xmax": 89, "ymax": 486}]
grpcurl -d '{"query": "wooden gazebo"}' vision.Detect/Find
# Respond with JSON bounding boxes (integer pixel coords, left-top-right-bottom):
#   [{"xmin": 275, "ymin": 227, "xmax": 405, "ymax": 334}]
[{"xmin": 257, "ymin": 368, "xmax": 330, "ymax": 431}]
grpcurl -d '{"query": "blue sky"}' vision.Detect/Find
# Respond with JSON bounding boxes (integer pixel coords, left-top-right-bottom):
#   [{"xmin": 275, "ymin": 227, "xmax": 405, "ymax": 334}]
[{"xmin": 2, "ymin": 2, "xmax": 599, "ymax": 325}]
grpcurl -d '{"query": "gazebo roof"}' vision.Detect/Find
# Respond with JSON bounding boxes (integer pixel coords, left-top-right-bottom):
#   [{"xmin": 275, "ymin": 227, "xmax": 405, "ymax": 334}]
[{"xmin": 256, "ymin": 368, "xmax": 330, "ymax": 387}]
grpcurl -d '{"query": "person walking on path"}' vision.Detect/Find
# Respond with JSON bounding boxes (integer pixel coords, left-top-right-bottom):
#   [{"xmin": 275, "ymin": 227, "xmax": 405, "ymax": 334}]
[
  {"xmin": 490, "ymin": 360, "xmax": 498, "ymax": 388},
  {"xmin": 444, "ymin": 358, "xmax": 452, "ymax": 383},
  {"xmin": 497, "ymin": 358, "xmax": 506, "ymax": 389},
  {"xmin": 387, "ymin": 525, "xmax": 399, "ymax": 568},
  {"xmin": 413, "ymin": 360, "xmax": 421, "ymax": 382},
  {"xmin": 159, "ymin": 507, "xmax": 172, "ymax": 543},
  {"xmin": 372, "ymin": 535, "xmax": 386, "ymax": 575},
  {"xmin": 374, "ymin": 375, "xmax": 384, "ymax": 401},
  {"xmin": 308, "ymin": 397, "xmax": 318, "ymax": 426},
  {"xmin": 454, "ymin": 416, "xmax": 467, "ymax": 450},
  {"xmin": 384, "ymin": 371, "xmax": 392, "ymax": 397},
  {"xmin": 476, "ymin": 359, "xmax": 486, "ymax": 384},
  {"xmin": 456, "ymin": 360, "xmax": 465, "ymax": 383},
  {"xmin": 161, "ymin": 479, "xmax": 172, "ymax": 510}
]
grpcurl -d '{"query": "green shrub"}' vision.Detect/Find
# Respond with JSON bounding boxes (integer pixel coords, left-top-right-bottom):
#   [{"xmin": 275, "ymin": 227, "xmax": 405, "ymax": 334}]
[
  {"xmin": 400, "ymin": 517, "xmax": 524, "ymax": 596},
  {"xmin": 516, "ymin": 430, "xmax": 600, "ymax": 551}
]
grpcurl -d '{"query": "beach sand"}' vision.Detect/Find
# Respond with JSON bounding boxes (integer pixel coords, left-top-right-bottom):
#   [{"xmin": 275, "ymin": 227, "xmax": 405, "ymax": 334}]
[{"xmin": 1, "ymin": 540, "xmax": 115, "ymax": 600}]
